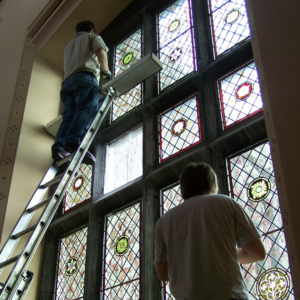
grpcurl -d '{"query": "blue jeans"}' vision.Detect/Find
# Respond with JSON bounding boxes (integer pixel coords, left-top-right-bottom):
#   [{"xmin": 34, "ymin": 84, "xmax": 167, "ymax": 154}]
[{"xmin": 52, "ymin": 72, "xmax": 99, "ymax": 151}]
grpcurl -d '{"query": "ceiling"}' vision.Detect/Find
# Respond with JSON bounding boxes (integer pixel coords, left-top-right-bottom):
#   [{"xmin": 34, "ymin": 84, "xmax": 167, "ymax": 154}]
[{"xmin": 39, "ymin": 0, "xmax": 132, "ymax": 69}]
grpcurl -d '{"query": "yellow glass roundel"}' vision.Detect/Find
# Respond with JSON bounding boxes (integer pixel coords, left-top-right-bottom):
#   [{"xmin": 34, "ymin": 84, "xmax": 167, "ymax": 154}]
[
  {"xmin": 247, "ymin": 177, "xmax": 271, "ymax": 202},
  {"xmin": 225, "ymin": 9, "xmax": 240, "ymax": 25},
  {"xmin": 169, "ymin": 19, "xmax": 180, "ymax": 32},
  {"xmin": 256, "ymin": 268, "xmax": 290, "ymax": 300},
  {"xmin": 123, "ymin": 52, "xmax": 133, "ymax": 65},
  {"xmin": 65, "ymin": 257, "xmax": 78, "ymax": 276},
  {"xmin": 115, "ymin": 235, "xmax": 130, "ymax": 256}
]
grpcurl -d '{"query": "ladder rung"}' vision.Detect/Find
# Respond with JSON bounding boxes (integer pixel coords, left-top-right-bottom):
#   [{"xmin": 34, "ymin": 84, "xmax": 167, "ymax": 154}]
[
  {"xmin": 0, "ymin": 255, "xmax": 19, "ymax": 269},
  {"xmin": 26, "ymin": 197, "xmax": 51, "ymax": 213},
  {"xmin": 11, "ymin": 225, "xmax": 36, "ymax": 240},
  {"xmin": 55, "ymin": 153, "xmax": 74, "ymax": 167},
  {"xmin": 40, "ymin": 173, "xmax": 63, "ymax": 188}
]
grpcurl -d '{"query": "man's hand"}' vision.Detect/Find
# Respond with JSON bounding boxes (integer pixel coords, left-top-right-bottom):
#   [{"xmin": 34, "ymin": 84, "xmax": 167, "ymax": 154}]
[{"xmin": 101, "ymin": 69, "xmax": 112, "ymax": 80}]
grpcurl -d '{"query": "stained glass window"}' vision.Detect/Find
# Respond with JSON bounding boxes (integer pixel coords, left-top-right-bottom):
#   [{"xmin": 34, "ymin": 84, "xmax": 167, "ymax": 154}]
[
  {"xmin": 111, "ymin": 84, "xmax": 142, "ymax": 122},
  {"xmin": 159, "ymin": 95, "xmax": 201, "ymax": 162},
  {"xmin": 101, "ymin": 202, "xmax": 141, "ymax": 299},
  {"xmin": 63, "ymin": 163, "xmax": 92, "ymax": 213},
  {"xmin": 104, "ymin": 127, "xmax": 143, "ymax": 193},
  {"xmin": 157, "ymin": 0, "xmax": 197, "ymax": 91},
  {"xmin": 227, "ymin": 142, "xmax": 295, "ymax": 299},
  {"xmin": 208, "ymin": 0, "xmax": 251, "ymax": 58},
  {"xmin": 54, "ymin": 227, "xmax": 88, "ymax": 300},
  {"xmin": 114, "ymin": 28, "xmax": 142, "ymax": 77},
  {"xmin": 218, "ymin": 61, "xmax": 263, "ymax": 129},
  {"xmin": 160, "ymin": 183, "xmax": 183, "ymax": 300}
]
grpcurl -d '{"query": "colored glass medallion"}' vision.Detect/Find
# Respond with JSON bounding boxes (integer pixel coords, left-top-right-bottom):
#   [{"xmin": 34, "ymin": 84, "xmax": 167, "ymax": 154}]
[
  {"xmin": 172, "ymin": 119, "xmax": 187, "ymax": 136},
  {"xmin": 73, "ymin": 176, "xmax": 84, "ymax": 190},
  {"xmin": 115, "ymin": 235, "xmax": 130, "ymax": 256},
  {"xmin": 236, "ymin": 82, "xmax": 253, "ymax": 100},
  {"xmin": 169, "ymin": 19, "xmax": 180, "ymax": 32},
  {"xmin": 169, "ymin": 47, "xmax": 183, "ymax": 63},
  {"xmin": 248, "ymin": 177, "xmax": 271, "ymax": 202},
  {"xmin": 225, "ymin": 9, "xmax": 240, "ymax": 24},
  {"xmin": 256, "ymin": 268, "xmax": 290, "ymax": 300},
  {"xmin": 123, "ymin": 52, "xmax": 133, "ymax": 65},
  {"xmin": 65, "ymin": 257, "xmax": 78, "ymax": 276}
]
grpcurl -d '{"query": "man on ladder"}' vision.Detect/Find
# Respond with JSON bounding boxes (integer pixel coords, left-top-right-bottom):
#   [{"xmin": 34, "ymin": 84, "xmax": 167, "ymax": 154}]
[{"xmin": 51, "ymin": 20, "xmax": 112, "ymax": 165}]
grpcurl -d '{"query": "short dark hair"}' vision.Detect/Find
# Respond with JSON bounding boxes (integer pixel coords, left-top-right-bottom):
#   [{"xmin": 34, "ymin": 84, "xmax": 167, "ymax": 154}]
[
  {"xmin": 76, "ymin": 21, "xmax": 95, "ymax": 33},
  {"xmin": 180, "ymin": 162, "xmax": 218, "ymax": 200}
]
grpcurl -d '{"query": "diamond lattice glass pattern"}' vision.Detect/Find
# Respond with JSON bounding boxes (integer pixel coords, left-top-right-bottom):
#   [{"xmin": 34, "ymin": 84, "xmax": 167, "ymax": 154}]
[
  {"xmin": 64, "ymin": 164, "xmax": 92, "ymax": 213},
  {"xmin": 161, "ymin": 183, "xmax": 183, "ymax": 300},
  {"xmin": 218, "ymin": 61, "xmax": 263, "ymax": 129},
  {"xmin": 114, "ymin": 28, "xmax": 142, "ymax": 76},
  {"xmin": 104, "ymin": 127, "xmax": 143, "ymax": 193},
  {"xmin": 55, "ymin": 227, "xmax": 88, "ymax": 300},
  {"xmin": 101, "ymin": 202, "xmax": 141, "ymax": 300},
  {"xmin": 111, "ymin": 84, "xmax": 142, "ymax": 122},
  {"xmin": 227, "ymin": 142, "xmax": 294, "ymax": 299},
  {"xmin": 208, "ymin": 0, "xmax": 251, "ymax": 58},
  {"xmin": 157, "ymin": 0, "xmax": 197, "ymax": 91},
  {"xmin": 159, "ymin": 96, "xmax": 201, "ymax": 162}
]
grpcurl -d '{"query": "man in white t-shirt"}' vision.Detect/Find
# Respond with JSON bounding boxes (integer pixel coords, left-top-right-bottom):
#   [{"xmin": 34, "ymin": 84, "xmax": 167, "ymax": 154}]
[
  {"xmin": 52, "ymin": 20, "xmax": 112, "ymax": 165},
  {"xmin": 154, "ymin": 162, "xmax": 266, "ymax": 300}
]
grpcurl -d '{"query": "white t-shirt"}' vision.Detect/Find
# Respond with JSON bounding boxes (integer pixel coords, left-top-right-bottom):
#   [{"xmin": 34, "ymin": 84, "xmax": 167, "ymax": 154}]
[
  {"xmin": 63, "ymin": 32, "xmax": 109, "ymax": 82},
  {"xmin": 154, "ymin": 194, "xmax": 261, "ymax": 300}
]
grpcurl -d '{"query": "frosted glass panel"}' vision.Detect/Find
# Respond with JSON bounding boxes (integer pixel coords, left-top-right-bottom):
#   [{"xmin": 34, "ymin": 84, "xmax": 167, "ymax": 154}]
[{"xmin": 104, "ymin": 127, "xmax": 143, "ymax": 193}]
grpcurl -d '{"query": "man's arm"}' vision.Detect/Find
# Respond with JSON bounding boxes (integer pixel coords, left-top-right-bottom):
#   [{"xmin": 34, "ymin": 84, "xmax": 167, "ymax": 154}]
[
  {"xmin": 236, "ymin": 238, "xmax": 266, "ymax": 264},
  {"xmin": 155, "ymin": 261, "xmax": 169, "ymax": 282},
  {"xmin": 96, "ymin": 48, "xmax": 109, "ymax": 72}
]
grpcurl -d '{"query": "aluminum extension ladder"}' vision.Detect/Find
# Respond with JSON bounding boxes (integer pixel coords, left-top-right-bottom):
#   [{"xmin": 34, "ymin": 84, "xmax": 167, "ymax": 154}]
[
  {"xmin": 0, "ymin": 52, "xmax": 163, "ymax": 300},
  {"xmin": 0, "ymin": 87, "xmax": 116, "ymax": 300}
]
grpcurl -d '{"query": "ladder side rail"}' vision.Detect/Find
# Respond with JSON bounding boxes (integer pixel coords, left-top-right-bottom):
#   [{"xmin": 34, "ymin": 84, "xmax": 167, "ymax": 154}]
[
  {"xmin": 0, "ymin": 166, "xmax": 58, "ymax": 271},
  {"xmin": 0, "ymin": 90, "xmax": 116, "ymax": 300}
]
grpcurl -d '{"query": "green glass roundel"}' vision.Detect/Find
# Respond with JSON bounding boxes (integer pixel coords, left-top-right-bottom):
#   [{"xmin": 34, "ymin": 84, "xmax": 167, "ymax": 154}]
[
  {"xmin": 123, "ymin": 52, "xmax": 133, "ymax": 65},
  {"xmin": 115, "ymin": 235, "xmax": 130, "ymax": 256},
  {"xmin": 169, "ymin": 19, "xmax": 180, "ymax": 32},
  {"xmin": 225, "ymin": 9, "xmax": 240, "ymax": 25}
]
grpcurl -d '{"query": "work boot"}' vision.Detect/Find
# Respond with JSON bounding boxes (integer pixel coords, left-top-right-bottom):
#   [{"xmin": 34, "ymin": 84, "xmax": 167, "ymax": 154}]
[
  {"xmin": 52, "ymin": 149, "xmax": 70, "ymax": 162},
  {"xmin": 64, "ymin": 142, "xmax": 96, "ymax": 165}
]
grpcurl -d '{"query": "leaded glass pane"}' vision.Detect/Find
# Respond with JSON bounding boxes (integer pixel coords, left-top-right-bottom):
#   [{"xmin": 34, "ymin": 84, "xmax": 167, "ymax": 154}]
[
  {"xmin": 161, "ymin": 183, "xmax": 183, "ymax": 215},
  {"xmin": 160, "ymin": 183, "xmax": 183, "ymax": 300},
  {"xmin": 111, "ymin": 84, "xmax": 142, "ymax": 122},
  {"xmin": 159, "ymin": 95, "xmax": 201, "ymax": 162},
  {"xmin": 114, "ymin": 28, "xmax": 142, "ymax": 77},
  {"xmin": 104, "ymin": 127, "xmax": 143, "ymax": 193},
  {"xmin": 208, "ymin": 0, "xmax": 250, "ymax": 58},
  {"xmin": 227, "ymin": 142, "xmax": 295, "ymax": 299},
  {"xmin": 218, "ymin": 61, "xmax": 263, "ymax": 129},
  {"xmin": 64, "ymin": 163, "xmax": 92, "ymax": 213},
  {"xmin": 157, "ymin": 0, "xmax": 197, "ymax": 91},
  {"xmin": 54, "ymin": 227, "xmax": 88, "ymax": 300},
  {"xmin": 101, "ymin": 202, "xmax": 141, "ymax": 300}
]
